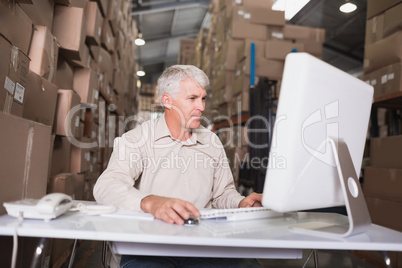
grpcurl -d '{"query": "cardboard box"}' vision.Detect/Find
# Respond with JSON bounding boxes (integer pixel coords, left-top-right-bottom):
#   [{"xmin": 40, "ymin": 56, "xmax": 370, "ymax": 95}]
[
  {"xmin": 52, "ymin": 5, "xmax": 86, "ymax": 61},
  {"xmin": 28, "ymin": 25, "xmax": 58, "ymax": 82},
  {"xmin": 240, "ymin": 0, "xmax": 273, "ymax": 10},
  {"xmin": 85, "ymin": 1, "xmax": 103, "ymax": 46},
  {"xmin": 101, "ymin": 18, "xmax": 115, "ymax": 52},
  {"xmin": 114, "ymin": 29, "xmax": 125, "ymax": 59},
  {"xmin": 0, "ymin": 35, "xmax": 29, "ymax": 117},
  {"xmin": 267, "ymin": 25, "xmax": 284, "ymax": 40},
  {"xmin": 383, "ymin": 2, "xmax": 402, "ymax": 38},
  {"xmin": 283, "ymin": 25, "xmax": 325, "ymax": 43},
  {"xmin": 366, "ymin": 62, "xmax": 402, "ymax": 98},
  {"xmin": 364, "ymin": 31, "xmax": 402, "ymax": 73},
  {"xmin": 106, "ymin": 0, "xmax": 119, "ymax": 35},
  {"xmin": 0, "ymin": 112, "xmax": 51, "ymax": 215},
  {"xmin": 20, "ymin": 0, "xmax": 54, "ymax": 31},
  {"xmin": 54, "ymin": 0, "xmax": 71, "ymax": 4},
  {"xmin": 70, "ymin": 44, "xmax": 91, "ymax": 68},
  {"xmin": 70, "ymin": 0, "xmax": 86, "ymax": 8},
  {"xmin": 366, "ymin": 0, "xmax": 402, "ymax": 19},
  {"xmin": 225, "ymin": 39, "xmax": 244, "ymax": 70},
  {"xmin": 246, "ymin": 8, "xmax": 285, "ymax": 26},
  {"xmin": 70, "ymin": 144, "xmax": 91, "ymax": 174},
  {"xmin": 265, "ymin": 40, "xmax": 304, "ymax": 60},
  {"xmin": 50, "ymin": 136, "xmax": 72, "ymax": 176},
  {"xmin": 96, "ymin": 0, "xmax": 108, "ymax": 17},
  {"xmin": 97, "ymin": 48, "xmax": 113, "ymax": 99},
  {"xmin": 370, "ymin": 135, "xmax": 402, "ymax": 168},
  {"xmin": 112, "ymin": 69, "xmax": 124, "ymax": 95},
  {"xmin": 366, "ymin": 197, "xmax": 402, "ymax": 232},
  {"xmin": 364, "ymin": 167, "xmax": 402, "ymax": 203},
  {"xmin": 53, "ymin": 89, "xmax": 82, "ymax": 138},
  {"xmin": 229, "ymin": 7, "xmax": 268, "ymax": 40},
  {"xmin": 48, "ymin": 173, "xmax": 85, "ymax": 200},
  {"xmin": 245, "ymin": 56, "xmax": 284, "ymax": 80},
  {"xmin": 73, "ymin": 68, "xmax": 99, "ymax": 104},
  {"xmin": 54, "ymin": 55, "xmax": 74, "ymax": 89},
  {"xmin": 0, "ymin": 1, "xmax": 33, "ymax": 55},
  {"xmin": 231, "ymin": 86, "xmax": 249, "ymax": 116},
  {"xmin": 23, "ymin": 71, "xmax": 58, "ymax": 128},
  {"xmin": 301, "ymin": 41, "xmax": 323, "ymax": 58},
  {"xmin": 365, "ymin": 14, "xmax": 384, "ymax": 46},
  {"xmin": 236, "ymin": 39, "xmax": 265, "ymax": 62}
]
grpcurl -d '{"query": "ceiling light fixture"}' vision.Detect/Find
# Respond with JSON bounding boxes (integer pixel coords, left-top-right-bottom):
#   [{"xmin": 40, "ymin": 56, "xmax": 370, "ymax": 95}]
[
  {"xmin": 137, "ymin": 67, "xmax": 145, "ymax": 77},
  {"xmin": 135, "ymin": 32, "xmax": 145, "ymax": 46},
  {"xmin": 339, "ymin": 1, "xmax": 357, "ymax": 13}
]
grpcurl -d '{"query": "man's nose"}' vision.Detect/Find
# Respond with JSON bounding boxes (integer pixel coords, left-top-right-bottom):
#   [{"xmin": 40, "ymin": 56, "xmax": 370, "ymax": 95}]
[{"xmin": 197, "ymin": 99, "xmax": 205, "ymax": 111}]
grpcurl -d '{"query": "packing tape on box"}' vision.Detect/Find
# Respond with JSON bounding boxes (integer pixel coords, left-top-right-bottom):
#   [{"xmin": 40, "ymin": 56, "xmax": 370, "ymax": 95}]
[
  {"xmin": 22, "ymin": 122, "xmax": 35, "ymax": 198},
  {"xmin": 3, "ymin": 93, "xmax": 13, "ymax": 114},
  {"xmin": 47, "ymin": 36, "xmax": 56, "ymax": 81},
  {"xmin": 10, "ymin": 46, "xmax": 19, "ymax": 72}
]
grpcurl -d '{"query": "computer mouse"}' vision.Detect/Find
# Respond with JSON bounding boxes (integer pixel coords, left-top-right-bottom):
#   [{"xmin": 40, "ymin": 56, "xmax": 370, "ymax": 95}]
[{"xmin": 183, "ymin": 216, "xmax": 199, "ymax": 225}]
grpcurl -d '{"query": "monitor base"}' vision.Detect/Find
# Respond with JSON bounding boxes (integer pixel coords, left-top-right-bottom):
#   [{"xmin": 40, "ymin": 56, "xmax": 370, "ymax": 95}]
[{"xmin": 290, "ymin": 138, "xmax": 372, "ymax": 238}]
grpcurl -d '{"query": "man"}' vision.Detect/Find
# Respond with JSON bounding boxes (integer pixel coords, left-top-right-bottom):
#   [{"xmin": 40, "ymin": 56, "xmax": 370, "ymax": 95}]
[{"xmin": 94, "ymin": 65, "xmax": 262, "ymax": 267}]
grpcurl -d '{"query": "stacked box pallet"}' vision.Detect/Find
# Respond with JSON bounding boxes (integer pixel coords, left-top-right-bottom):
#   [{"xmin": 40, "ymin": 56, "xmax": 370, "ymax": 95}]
[
  {"xmin": 178, "ymin": 38, "xmax": 196, "ymax": 65},
  {"xmin": 194, "ymin": 0, "xmax": 325, "ymax": 186},
  {"xmin": 138, "ymin": 83, "xmax": 156, "ymax": 112},
  {"xmin": 363, "ymin": 0, "xmax": 402, "ymax": 99},
  {"xmin": 361, "ymin": 3, "xmax": 402, "ymax": 260},
  {"xmin": 0, "ymin": 0, "xmax": 140, "ymax": 266},
  {"xmin": 361, "ymin": 136, "xmax": 402, "ymax": 267}
]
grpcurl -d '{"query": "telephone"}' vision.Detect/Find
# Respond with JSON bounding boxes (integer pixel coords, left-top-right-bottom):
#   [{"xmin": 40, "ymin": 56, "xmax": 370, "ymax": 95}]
[{"xmin": 3, "ymin": 193, "xmax": 73, "ymax": 221}]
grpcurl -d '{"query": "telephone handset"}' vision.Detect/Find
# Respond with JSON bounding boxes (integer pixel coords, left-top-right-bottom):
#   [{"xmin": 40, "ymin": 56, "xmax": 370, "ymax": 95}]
[{"xmin": 3, "ymin": 193, "xmax": 73, "ymax": 221}]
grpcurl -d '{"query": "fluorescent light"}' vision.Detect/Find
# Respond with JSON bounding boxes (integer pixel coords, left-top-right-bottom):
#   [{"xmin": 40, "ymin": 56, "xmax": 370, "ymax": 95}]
[
  {"xmin": 339, "ymin": 2, "xmax": 357, "ymax": 13},
  {"xmin": 272, "ymin": 0, "xmax": 310, "ymax": 20}
]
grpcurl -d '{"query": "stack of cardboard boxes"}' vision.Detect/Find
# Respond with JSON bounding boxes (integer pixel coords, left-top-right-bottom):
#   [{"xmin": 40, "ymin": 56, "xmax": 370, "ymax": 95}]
[
  {"xmin": 0, "ymin": 0, "xmax": 140, "ymax": 266},
  {"xmin": 358, "ymin": 1, "xmax": 402, "ymax": 266},
  {"xmin": 189, "ymin": 0, "xmax": 325, "ymax": 185},
  {"xmin": 362, "ymin": 0, "xmax": 402, "ymax": 234},
  {"xmin": 363, "ymin": 0, "xmax": 402, "ymax": 99}
]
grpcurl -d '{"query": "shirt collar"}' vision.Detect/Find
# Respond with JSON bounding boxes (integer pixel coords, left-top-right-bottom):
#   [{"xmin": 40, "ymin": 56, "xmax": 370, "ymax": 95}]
[{"xmin": 154, "ymin": 113, "xmax": 208, "ymax": 145}]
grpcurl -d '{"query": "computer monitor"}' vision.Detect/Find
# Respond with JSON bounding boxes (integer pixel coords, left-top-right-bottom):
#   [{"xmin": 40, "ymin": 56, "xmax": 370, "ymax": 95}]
[{"xmin": 262, "ymin": 53, "xmax": 373, "ymax": 238}]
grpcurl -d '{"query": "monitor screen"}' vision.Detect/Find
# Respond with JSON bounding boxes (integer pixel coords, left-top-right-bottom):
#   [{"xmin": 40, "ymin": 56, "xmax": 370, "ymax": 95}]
[{"xmin": 262, "ymin": 53, "xmax": 373, "ymax": 214}]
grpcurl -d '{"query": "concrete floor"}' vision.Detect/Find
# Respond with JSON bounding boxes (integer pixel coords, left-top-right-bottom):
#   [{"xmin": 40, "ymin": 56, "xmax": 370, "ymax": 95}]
[{"xmin": 64, "ymin": 240, "xmax": 383, "ymax": 268}]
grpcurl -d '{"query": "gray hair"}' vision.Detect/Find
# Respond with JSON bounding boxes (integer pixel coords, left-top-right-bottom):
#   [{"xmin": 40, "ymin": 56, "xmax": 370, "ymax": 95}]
[{"xmin": 157, "ymin": 65, "xmax": 209, "ymax": 106}]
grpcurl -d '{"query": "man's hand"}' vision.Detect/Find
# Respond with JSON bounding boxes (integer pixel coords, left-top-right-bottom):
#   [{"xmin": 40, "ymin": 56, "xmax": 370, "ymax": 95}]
[
  {"xmin": 141, "ymin": 195, "xmax": 200, "ymax": 225},
  {"xmin": 239, "ymin": 192, "xmax": 263, "ymax": 208}
]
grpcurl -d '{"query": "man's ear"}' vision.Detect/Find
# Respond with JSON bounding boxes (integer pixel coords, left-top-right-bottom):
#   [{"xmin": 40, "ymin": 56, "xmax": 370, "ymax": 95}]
[{"xmin": 162, "ymin": 93, "xmax": 172, "ymax": 109}]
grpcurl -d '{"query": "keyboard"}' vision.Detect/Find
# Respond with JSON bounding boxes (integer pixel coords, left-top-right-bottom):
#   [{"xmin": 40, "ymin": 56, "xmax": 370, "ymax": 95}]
[{"xmin": 199, "ymin": 207, "xmax": 282, "ymax": 221}]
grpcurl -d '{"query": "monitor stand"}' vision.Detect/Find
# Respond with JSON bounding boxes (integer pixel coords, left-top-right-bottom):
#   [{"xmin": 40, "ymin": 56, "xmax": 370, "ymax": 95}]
[{"xmin": 290, "ymin": 138, "xmax": 372, "ymax": 238}]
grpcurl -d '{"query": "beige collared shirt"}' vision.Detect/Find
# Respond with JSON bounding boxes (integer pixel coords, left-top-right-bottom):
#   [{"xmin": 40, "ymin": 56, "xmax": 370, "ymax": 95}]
[{"xmin": 93, "ymin": 114, "xmax": 244, "ymax": 211}]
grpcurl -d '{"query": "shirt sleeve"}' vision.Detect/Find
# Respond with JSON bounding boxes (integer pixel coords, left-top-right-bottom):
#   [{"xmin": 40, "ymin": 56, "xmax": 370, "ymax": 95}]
[
  {"xmin": 93, "ymin": 134, "xmax": 149, "ymax": 211},
  {"xmin": 211, "ymin": 144, "xmax": 245, "ymax": 209}
]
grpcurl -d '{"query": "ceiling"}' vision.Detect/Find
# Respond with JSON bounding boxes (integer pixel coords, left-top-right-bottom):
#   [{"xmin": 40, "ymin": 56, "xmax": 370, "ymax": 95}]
[{"xmin": 131, "ymin": 0, "xmax": 367, "ymax": 84}]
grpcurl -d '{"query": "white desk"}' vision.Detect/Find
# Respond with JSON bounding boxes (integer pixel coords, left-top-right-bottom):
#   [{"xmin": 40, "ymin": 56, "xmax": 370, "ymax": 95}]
[{"xmin": 0, "ymin": 203, "xmax": 401, "ymax": 260}]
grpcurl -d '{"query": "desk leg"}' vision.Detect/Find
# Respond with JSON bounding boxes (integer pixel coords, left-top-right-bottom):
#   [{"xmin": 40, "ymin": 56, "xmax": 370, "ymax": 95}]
[
  {"xmin": 302, "ymin": 250, "xmax": 319, "ymax": 268},
  {"xmin": 102, "ymin": 241, "xmax": 121, "ymax": 267},
  {"xmin": 313, "ymin": 250, "xmax": 319, "ymax": 268},
  {"xmin": 67, "ymin": 239, "xmax": 78, "ymax": 268}
]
